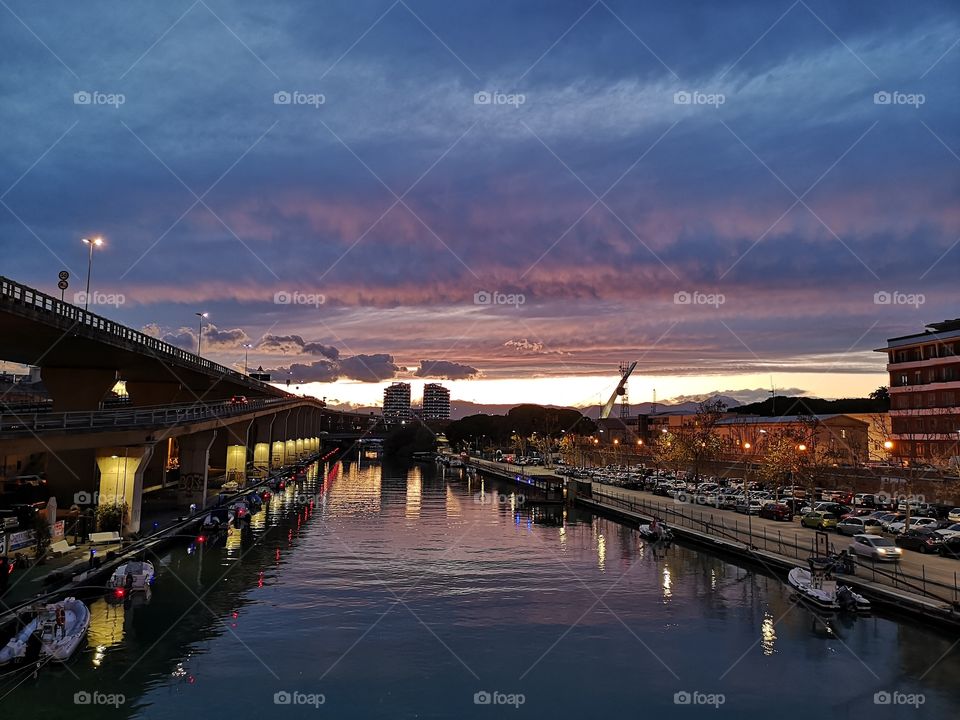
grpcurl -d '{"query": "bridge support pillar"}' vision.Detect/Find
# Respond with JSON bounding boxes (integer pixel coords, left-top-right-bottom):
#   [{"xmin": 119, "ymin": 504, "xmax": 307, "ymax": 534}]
[
  {"xmin": 253, "ymin": 443, "xmax": 270, "ymax": 469},
  {"xmin": 178, "ymin": 430, "xmax": 217, "ymax": 510},
  {"xmin": 42, "ymin": 367, "xmax": 117, "ymax": 411},
  {"xmin": 211, "ymin": 419, "xmax": 252, "ymax": 488},
  {"xmin": 295, "ymin": 438, "xmax": 305, "ymax": 460},
  {"xmin": 271, "ymin": 441, "xmax": 285, "ymax": 468},
  {"xmin": 95, "ymin": 445, "xmax": 154, "ymax": 535},
  {"xmin": 285, "ymin": 439, "xmax": 296, "ymax": 463}
]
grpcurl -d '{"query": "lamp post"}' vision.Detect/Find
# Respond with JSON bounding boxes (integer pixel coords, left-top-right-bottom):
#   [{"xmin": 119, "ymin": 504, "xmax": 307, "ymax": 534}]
[
  {"xmin": 81, "ymin": 236, "xmax": 103, "ymax": 310},
  {"xmin": 195, "ymin": 312, "xmax": 208, "ymax": 355},
  {"xmin": 242, "ymin": 343, "xmax": 253, "ymax": 374}
]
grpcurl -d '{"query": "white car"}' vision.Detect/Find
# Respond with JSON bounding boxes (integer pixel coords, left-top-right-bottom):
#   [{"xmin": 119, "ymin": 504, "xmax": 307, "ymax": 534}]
[
  {"xmin": 221, "ymin": 479, "xmax": 240, "ymax": 493},
  {"xmin": 948, "ymin": 508, "xmax": 960, "ymax": 523},
  {"xmin": 887, "ymin": 516, "xmax": 939, "ymax": 534},
  {"xmin": 849, "ymin": 534, "xmax": 902, "ymax": 562},
  {"xmin": 935, "ymin": 522, "xmax": 960, "ymax": 539},
  {"xmin": 836, "ymin": 517, "xmax": 883, "ymax": 536}
]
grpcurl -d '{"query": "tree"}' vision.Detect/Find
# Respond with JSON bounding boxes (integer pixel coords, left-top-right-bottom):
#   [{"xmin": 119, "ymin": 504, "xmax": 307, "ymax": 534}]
[{"xmin": 869, "ymin": 386, "xmax": 890, "ymax": 403}]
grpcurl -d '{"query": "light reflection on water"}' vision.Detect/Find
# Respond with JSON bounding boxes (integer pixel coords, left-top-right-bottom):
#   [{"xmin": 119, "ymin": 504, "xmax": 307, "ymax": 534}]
[{"xmin": 3, "ymin": 459, "xmax": 960, "ymax": 719}]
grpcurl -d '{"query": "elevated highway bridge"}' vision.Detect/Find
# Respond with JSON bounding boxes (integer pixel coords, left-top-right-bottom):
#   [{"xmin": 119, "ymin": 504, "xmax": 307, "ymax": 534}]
[{"xmin": 0, "ymin": 276, "xmax": 375, "ymax": 535}]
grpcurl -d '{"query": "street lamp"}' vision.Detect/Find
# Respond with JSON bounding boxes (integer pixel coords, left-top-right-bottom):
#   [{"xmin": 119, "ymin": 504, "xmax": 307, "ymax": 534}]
[
  {"xmin": 81, "ymin": 236, "xmax": 103, "ymax": 310},
  {"xmin": 242, "ymin": 343, "xmax": 254, "ymax": 374},
  {"xmin": 195, "ymin": 312, "xmax": 208, "ymax": 355}
]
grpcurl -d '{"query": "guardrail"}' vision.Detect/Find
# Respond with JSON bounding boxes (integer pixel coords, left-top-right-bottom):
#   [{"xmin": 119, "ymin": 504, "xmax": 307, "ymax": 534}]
[
  {"xmin": 0, "ymin": 397, "xmax": 307, "ymax": 434},
  {"xmin": 592, "ymin": 487, "xmax": 960, "ymax": 607},
  {"xmin": 1, "ymin": 275, "xmax": 281, "ymax": 396}
]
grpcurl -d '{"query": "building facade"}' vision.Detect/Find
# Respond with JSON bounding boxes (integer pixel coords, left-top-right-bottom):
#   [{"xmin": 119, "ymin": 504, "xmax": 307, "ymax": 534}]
[
  {"xmin": 880, "ymin": 318, "xmax": 960, "ymax": 465},
  {"xmin": 422, "ymin": 383, "xmax": 450, "ymax": 421},
  {"xmin": 382, "ymin": 382, "xmax": 412, "ymax": 420}
]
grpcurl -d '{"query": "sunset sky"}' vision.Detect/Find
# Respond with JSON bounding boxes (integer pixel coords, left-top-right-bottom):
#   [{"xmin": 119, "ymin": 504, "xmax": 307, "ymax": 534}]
[{"xmin": 2, "ymin": 1, "xmax": 957, "ymax": 409}]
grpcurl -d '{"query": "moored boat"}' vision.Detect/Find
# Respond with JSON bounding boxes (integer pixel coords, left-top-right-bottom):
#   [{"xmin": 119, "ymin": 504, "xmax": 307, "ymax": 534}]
[
  {"xmin": 107, "ymin": 559, "xmax": 155, "ymax": 593},
  {"xmin": 0, "ymin": 597, "xmax": 90, "ymax": 666}
]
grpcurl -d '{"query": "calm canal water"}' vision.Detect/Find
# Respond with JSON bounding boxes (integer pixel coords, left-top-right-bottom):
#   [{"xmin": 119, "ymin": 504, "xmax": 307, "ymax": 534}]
[{"xmin": 3, "ymin": 459, "xmax": 958, "ymax": 719}]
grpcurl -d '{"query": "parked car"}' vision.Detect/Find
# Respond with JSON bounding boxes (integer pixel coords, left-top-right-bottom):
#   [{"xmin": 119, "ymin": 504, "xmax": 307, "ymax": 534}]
[
  {"xmin": 836, "ymin": 516, "xmax": 883, "ymax": 536},
  {"xmin": 894, "ymin": 528, "xmax": 944, "ymax": 554},
  {"xmin": 221, "ymin": 479, "xmax": 240, "ymax": 493},
  {"xmin": 849, "ymin": 534, "xmax": 902, "ymax": 562},
  {"xmin": 759, "ymin": 503, "xmax": 793, "ymax": 521},
  {"xmin": 938, "ymin": 535, "xmax": 960, "ymax": 559},
  {"xmin": 935, "ymin": 522, "xmax": 960, "ymax": 540},
  {"xmin": 888, "ymin": 517, "xmax": 940, "ymax": 534},
  {"xmin": 854, "ymin": 493, "xmax": 877, "ymax": 508},
  {"xmin": 880, "ymin": 513, "xmax": 906, "ymax": 532},
  {"xmin": 948, "ymin": 508, "xmax": 960, "ymax": 523},
  {"xmin": 801, "ymin": 511, "xmax": 838, "ymax": 530},
  {"xmin": 735, "ymin": 499, "xmax": 764, "ymax": 515}
]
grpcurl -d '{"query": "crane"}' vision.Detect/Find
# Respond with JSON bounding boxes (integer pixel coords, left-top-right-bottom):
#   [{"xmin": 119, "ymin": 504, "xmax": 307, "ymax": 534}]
[{"xmin": 600, "ymin": 361, "xmax": 637, "ymax": 419}]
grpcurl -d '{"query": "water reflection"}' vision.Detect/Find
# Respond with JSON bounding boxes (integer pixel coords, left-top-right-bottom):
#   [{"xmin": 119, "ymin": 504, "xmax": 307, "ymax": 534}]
[
  {"xmin": 662, "ymin": 565, "xmax": 672, "ymax": 602},
  {"xmin": 597, "ymin": 533, "xmax": 606, "ymax": 572},
  {"xmin": 761, "ymin": 612, "xmax": 777, "ymax": 656}
]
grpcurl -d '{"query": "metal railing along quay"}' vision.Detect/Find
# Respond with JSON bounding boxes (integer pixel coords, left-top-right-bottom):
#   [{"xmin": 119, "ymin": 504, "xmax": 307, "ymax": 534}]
[
  {"xmin": 0, "ymin": 397, "xmax": 303, "ymax": 434},
  {"xmin": 590, "ymin": 487, "xmax": 960, "ymax": 609}
]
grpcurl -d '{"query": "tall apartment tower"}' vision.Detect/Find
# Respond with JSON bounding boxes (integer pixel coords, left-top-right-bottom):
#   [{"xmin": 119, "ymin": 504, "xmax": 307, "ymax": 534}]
[
  {"xmin": 422, "ymin": 383, "xmax": 451, "ymax": 421},
  {"xmin": 383, "ymin": 382, "xmax": 412, "ymax": 420}
]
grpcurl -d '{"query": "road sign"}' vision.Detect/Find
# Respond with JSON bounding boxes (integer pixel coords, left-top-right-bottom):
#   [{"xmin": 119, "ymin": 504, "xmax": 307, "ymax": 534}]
[
  {"xmin": 57, "ymin": 279, "xmax": 69, "ymax": 290},
  {"xmin": 58, "ymin": 270, "xmax": 70, "ymax": 280}
]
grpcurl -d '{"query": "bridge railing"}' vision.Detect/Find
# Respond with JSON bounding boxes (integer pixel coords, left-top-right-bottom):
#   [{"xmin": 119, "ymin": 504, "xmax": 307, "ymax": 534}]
[
  {"xmin": 1, "ymin": 276, "xmax": 280, "ymax": 396},
  {"xmin": 0, "ymin": 397, "xmax": 307, "ymax": 434}
]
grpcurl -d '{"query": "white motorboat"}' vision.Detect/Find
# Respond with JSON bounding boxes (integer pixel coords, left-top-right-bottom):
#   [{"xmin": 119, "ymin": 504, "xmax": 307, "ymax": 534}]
[
  {"xmin": 788, "ymin": 559, "xmax": 871, "ymax": 613},
  {"xmin": 0, "ymin": 597, "xmax": 90, "ymax": 665},
  {"xmin": 637, "ymin": 520, "xmax": 673, "ymax": 542},
  {"xmin": 788, "ymin": 566, "xmax": 839, "ymax": 610},
  {"xmin": 107, "ymin": 559, "xmax": 155, "ymax": 591}
]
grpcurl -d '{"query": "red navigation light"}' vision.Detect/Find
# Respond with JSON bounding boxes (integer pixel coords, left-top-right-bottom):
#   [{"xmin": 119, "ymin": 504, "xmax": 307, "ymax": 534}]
[
  {"xmin": 197, "ymin": 535, "xmax": 206, "ymax": 544},
  {"xmin": 114, "ymin": 588, "xmax": 125, "ymax": 599}
]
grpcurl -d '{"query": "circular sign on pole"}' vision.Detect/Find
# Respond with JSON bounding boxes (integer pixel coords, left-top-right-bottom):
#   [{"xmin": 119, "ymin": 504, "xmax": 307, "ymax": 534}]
[
  {"xmin": 58, "ymin": 270, "xmax": 70, "ymax": 281},
  {"xmin": 57, "ymin": 279, "xmax": 69, "ymax": 290}
]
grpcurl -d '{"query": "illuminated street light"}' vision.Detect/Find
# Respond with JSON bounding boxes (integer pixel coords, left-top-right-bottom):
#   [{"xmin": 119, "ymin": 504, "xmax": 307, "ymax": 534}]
[
  {"xmin": 743, "ymin": 442, "xmax": 751, "ymax": 450},
  {"xmin": 81, "ymin": 236, "xmax": 104, "ymax": 311},
  {"xmin": 883, "ymin": 440, "xmax": 894, "ymax": 450},
  {"xmin": 242, "ymin": 343, "xmax": 254, "ymax": 374},
  {"xmin": 797, "ymin": 444, "xmax": 807, "ymax": 452},
  {"xmin": 195, "ymin": 312, "xmax": 208, "ymax": 355}
]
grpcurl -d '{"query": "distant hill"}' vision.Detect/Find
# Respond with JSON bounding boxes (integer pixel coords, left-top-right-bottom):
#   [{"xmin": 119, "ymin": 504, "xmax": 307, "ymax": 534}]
[
  {"xmin": 328, "ymin": 395, "xmax": 745, "ymax": 420},
  {"xmin": 731, "ymin": 396, "xmax": 887, "ymax": 416}
]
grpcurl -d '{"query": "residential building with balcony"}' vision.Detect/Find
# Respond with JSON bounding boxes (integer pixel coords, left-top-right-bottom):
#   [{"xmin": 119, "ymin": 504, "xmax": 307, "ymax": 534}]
[
  {"xmin": 382, "ymin": 382, "xmax": 412, "ymax": 421},
  {"xmin": 878, "ymin": 318, "xmax": 960, "ymax": 465},
  {"xmin": 422, "ymin": 383, "xmax": 450, "ymax": 421}
]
